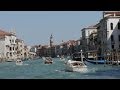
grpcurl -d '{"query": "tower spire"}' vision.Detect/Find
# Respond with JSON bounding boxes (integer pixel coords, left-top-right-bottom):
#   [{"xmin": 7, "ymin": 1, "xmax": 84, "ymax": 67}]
[
  {"xmin": 50, "ymin": 34, "xmax": 53, "ymax": 47},
  {"xmin": 50, "ymin": 34, "xmax": 53, "ymax": 39},
  {"xmin": 49, "ymin": 34, "xmax": 54, "ymax": 57}
]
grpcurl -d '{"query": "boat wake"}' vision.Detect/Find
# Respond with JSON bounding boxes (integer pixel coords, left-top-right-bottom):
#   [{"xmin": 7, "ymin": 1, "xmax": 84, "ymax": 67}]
[
  {"xmin": 24, "ymin": 64, "xmax": 29, "ymax": 66},
  {"xmin": 55, "ymin": 70, "xmax": 60, "ymax": 72},
  {"xmin": 55, "ymin": 69, "xmax": 65, "ymax": 72},
  {"xmin": 86, "ymin": 68, "xmax": 98, "ymax": 73},
  {"xmin": 16, "ymin": 63, "xmax": 29, "ymax": 66}
]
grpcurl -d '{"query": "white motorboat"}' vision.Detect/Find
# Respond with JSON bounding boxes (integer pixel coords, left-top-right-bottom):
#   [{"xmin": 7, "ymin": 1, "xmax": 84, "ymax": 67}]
[
  {"xmin": 44, "ymin": 59, "xmax": 53, "ymax": 64},
  {"xmin": 66, "ymin": 60, "xmax": 87, "ymax": 72},
  {"xmin": 60, "ymin": 55, "xmax": 65, "ymax": 60},
  {"xmin": 65, "ymin": 50, "xmax": 88, "ymax": 72},
  {"xmin": 16, "ymin": 59, "xmax": 23, "ymax": 65},
  {"xmin": 43, "ymin": 57, "xmax": 53, "ymax": 64}
]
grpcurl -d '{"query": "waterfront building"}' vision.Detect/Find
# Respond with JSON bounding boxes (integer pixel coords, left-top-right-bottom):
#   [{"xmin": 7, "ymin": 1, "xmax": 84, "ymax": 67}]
[
  {"xmin": 38, "ymin": 45, "xmax": 48, "ymax": 57},
  {"xmin": 54, "ymin": 45, "xmax": 61, "ymax": 56},
  {"xmin": 15, "ymin": 39, "xmax": 25, "ymax": 60},
  {"xmin": 44, "ymin": 45, "xmax": 51, "ymax": 57},
  {"xmin": 74, "ymin": 39, "xmax": 81, "ymax": 52},
  {"xmin": 60, "ymin": 42, "xmax": 68, "ymax": 56},
  {"xmin": 24, "ymin": 45, "xmax": 30, "ymax": 59},
  {"xmin": 29, "ymin": 46, "xmax": 37, "ymax": 59},
  {"xmin": 36, "ymin": 45, "xmax": 53, "ymax": 57},
  {"xmin": 88, "ymin": 31, "xmax": 98, "ymax": 51},
  {"xmin": 0, "ymin": 29, "xmax": 17, "ymax": 61},
  {"xmin": 97, "ymin": 11, "xmax": 120, "ymax": 56},
  {"xmin": 36, "ymin": 45, "xmax": 42, "ymax": 57},
  {"xmin": 81, "ymin": 25, "xmax": 97, "ymax": 57},
  {"xmin": 67, "ymin": 40, "xmax": 77, "ymax": 55}
]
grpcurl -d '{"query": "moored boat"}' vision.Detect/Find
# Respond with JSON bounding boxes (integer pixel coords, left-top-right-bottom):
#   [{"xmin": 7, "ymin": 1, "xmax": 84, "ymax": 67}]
[
  {"xmin": 86, "ymin": 56, "xmax": 106, "ymax": 64},
  {"xmin": 86, "ymin": 59, "xmax": 106, "ymax": 64}
]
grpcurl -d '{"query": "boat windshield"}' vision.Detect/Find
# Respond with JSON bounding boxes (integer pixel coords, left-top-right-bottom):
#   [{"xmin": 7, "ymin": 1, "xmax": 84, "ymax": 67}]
[{"xmin": 72, "ymin": 62, "xmax": 84, "ymax": 66}]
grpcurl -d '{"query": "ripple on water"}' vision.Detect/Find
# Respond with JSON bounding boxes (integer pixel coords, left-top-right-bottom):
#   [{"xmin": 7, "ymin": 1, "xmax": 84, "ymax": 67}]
[{"xmin": 0, "ymin": 58, "xmax": 120, "ymax": 79}]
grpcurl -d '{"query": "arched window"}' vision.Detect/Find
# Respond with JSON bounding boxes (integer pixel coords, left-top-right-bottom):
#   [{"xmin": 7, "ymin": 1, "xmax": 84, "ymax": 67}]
[
  {"xmin": 119, "ymin": 35, "xmax": 120, "ymax": 41},
  {"xmin": 111, "ymin": 35, "xmax": 114, "ymax": 41},
  {"xmin": 110, "ymin": 23, "xmax": 113, "ymax": 30}
]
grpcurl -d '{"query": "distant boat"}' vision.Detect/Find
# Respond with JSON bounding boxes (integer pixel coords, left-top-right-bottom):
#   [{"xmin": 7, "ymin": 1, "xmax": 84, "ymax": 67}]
[
  {"xmin": 16, "ymin": 59, "xmax": 23, "ymax": 65},
  {"xmin": 60, "ymin": 55, "xmax": 65, "ymax": 60},
  {"xmin": 43, "ymin": 57, "xmax": 53, "ymax": 64}
]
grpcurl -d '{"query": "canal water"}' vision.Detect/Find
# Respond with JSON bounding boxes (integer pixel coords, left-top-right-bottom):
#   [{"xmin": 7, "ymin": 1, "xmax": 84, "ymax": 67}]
[{"xmin": 0, "ymin": 58, "xmax": 120, "ymax": 79}]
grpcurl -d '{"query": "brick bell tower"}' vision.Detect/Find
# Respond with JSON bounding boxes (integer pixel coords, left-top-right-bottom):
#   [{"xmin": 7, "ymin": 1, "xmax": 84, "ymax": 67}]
[{"xmin": 50, "ymin": 34, "xmax": 54, "ymax": 57}]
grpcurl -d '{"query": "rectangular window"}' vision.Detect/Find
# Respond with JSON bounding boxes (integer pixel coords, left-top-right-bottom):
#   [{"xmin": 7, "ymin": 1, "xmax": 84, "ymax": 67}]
[
  {"xmin": 10, "ymin": 40, "xmax": 11, "ymax": 43},
  {"xmin": 118, "ymin": 22, "xmax": 120, "ymax": 29},
  {"xmin": 12, "ymin": 40, "xmax": 14, "ymax": 43},
  {"xmin": 111, "ymin": 35, "xmax": 114, "ymax": 41},
  {"xmin": 13, "ymin": 47, "xmax": 14, "ymax": 50},
  {"xmin": 119, "ymin": 35, "xmax": 120, "ymax": 41},
  {"xmin": 112, "ymin": 45, "xmax": 114, "ymax": 49},
  {"xmin": 10, "ymin": 47, "xmax": 12, "ymax": 51},
  {"xmin": 10, "ymin": 52, "xmax": 12, "ymax": 56},
  {"xmin": 110, "ymin": 23, "xmax": 113, "ymax": 30}
]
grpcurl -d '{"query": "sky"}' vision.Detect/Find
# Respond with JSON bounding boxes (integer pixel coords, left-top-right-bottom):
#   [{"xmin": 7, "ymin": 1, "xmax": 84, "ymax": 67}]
[{"xmin": 0, "ymin": 11, "xmax": 102, "ymax": 46}]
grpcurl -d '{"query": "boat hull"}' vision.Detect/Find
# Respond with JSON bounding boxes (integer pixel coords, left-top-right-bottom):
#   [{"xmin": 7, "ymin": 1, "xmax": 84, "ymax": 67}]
[
  {"xmin": 86, "ymin": 59, "xmax": 106, "ymax": 64},
  {"xmin": 16, "ymin": 63, "xmax": 23, "ymax": 65},
  {"xmin": 44, "ymin": 60, "xmax": 53, "ymax": 64},
  {"xmin": 65, "ymin": 60, "xmax": 88, "ymax": 72},
  {"xmin": 66, "ymin": 66, "xmax": 88, "ymax": 72}
]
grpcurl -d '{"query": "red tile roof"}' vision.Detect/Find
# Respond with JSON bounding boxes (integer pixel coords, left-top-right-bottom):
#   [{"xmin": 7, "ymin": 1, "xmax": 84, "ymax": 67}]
[
  {"xmin": 0, "ymin": 36, "xmax": 5, "ymax": 39},
  {"xmin": 0, "ymin": 29, "xmax": 12, "ymax": 36},
  {"xmin": 103, "ymin": 11, "xmax": 120, "ymax": 17}
]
